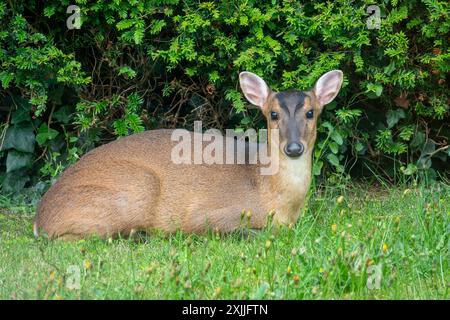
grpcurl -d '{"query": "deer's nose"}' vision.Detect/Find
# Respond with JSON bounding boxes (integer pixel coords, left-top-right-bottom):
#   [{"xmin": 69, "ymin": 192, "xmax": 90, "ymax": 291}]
[{"xmin": 284, "ymin": 142, "xmax": 304, "ymax": 158}]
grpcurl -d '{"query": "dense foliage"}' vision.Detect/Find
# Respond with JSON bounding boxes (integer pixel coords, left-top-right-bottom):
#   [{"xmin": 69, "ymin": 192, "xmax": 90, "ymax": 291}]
[{"xmin": 1, "ymin": 0, "xmax": 449, "ymax": 195}]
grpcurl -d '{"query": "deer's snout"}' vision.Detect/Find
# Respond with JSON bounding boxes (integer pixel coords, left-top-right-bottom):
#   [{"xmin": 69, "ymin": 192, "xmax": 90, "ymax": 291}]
[{"xmin": 284, "ymin": 142, "xmax": 304, "ymax": 158}]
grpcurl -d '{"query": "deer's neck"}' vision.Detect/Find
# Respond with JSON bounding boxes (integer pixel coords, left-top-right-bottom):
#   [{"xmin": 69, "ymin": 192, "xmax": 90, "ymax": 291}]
[{"xmin": 261, "ymin": 151, "xmax": 312, "ymax": 226}]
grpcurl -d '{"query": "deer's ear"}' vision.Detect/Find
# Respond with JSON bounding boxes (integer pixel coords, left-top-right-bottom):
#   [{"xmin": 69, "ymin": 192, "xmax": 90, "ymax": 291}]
[
  {"xmin": 314, "ymin": 70, "xmax": 344, "ymax": 108},
  {"xmin": 239, "ymin": 71, "xmax": 270, "ymax": 109}
]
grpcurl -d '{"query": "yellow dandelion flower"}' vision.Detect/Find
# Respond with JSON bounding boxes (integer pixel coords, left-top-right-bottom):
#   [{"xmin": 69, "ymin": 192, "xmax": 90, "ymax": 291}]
[
  {"xmin": 331, "ymin": 224, "xmax": 337, "ymax": 233},
  {"xmin": 382, "ymin": 243, "xmax": 388, "ymax": 253},
  {"xmin": 84, "ymin": 259, "xmax": 92, "ymax": 270}
]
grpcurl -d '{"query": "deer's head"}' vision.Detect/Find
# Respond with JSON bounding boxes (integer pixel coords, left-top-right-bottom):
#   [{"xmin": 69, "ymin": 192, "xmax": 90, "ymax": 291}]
[{"xmin": 240, "ymin": 70, "xmax": 344, "ymax": 159}]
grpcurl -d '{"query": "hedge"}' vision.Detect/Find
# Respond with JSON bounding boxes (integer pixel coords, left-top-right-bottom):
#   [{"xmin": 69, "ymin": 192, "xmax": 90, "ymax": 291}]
[{"xmin": 0, "ymin": 0, "xmax": 449, "ymax": 195}]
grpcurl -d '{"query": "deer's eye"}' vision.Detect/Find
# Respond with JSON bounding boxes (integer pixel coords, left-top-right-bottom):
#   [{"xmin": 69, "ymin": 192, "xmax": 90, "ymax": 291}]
[
  {"xmin": 270, "ymin": 111, "xmax": 279, "ymax": 121},
  {"xmin": 306, "ymin": 110, "xmax": 314, "ymax": 119}
]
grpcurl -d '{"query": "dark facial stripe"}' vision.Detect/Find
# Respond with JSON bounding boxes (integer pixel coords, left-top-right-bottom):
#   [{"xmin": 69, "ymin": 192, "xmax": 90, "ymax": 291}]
[{"xmin": 275, "ymin": 90, "xmax": 306, "ymax": 116}]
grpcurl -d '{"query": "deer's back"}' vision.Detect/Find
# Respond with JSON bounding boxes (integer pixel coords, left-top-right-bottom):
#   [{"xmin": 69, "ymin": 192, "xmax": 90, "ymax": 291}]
[{"xmin": 35, "ymin": 129, "xmax": 267, "ymax": 237}]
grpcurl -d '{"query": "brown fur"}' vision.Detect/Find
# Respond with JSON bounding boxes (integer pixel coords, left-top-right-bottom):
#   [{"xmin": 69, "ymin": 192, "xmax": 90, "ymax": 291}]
[{"xmin": 34, "ymin": 83, "xmax": 335, "ymax": 239}]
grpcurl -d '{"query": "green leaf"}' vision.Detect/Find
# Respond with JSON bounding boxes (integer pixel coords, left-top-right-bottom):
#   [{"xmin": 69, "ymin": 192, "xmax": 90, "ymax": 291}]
[
  {"xmin": 421, "ymin": 139, "xmax": 436, "ymax": 155},
  {"xmin": 36, "ymin": 123, "xmax": 59, "ymax": 145},
  {"xmin": 313, "ymin": 160, "xmax": 323, "ymax": 176},
  {"xmin": 331, "ymin": 130, "xmax": 343, "ymax": 145},
  {"xmin": 383, "ymin": 62, "xmax": 396, "ymax": 75},
  {"xmin": 134, "ymin": 28, "xmax": 144, "ymax": 44},
  {"xmin": 1, "ymin": 124, "xmax": 35, "ymax": 153},
  {"xmin": 113, "ymin": 119, "xmax": 128, "ymax": 136},
  {"xmin": 402, "ymin": 163, "xmax": 417, "ymax": 175},
  {"xmin": 6, "ymin": 150, "xmax": 33, "ymax": 173},
  {"xmin": 43, "ymin": 6, "xmax": 56, "ymax": 18},
  {"xmin": 2, "ymin": 171, "xmax": 29, "ymax": 193},
  {"xmin": 240, "ymin": 116, "xmax": 251, "ymax": 125},
  {"xmin": 327, "ymin": 153, "xmax": 340, "ymax": 167},
  {"xmin": 116, "ymin": 19, "xmax": 135, "ymax": 30},
  {"xmin": 11, "ymin": 106, "xmax": 31, "ymax": 124},
  {"xmin": 355, "ymin": 141, "xmax": 364, "ymax": 152},
  {"xmin": 366, "ymin": 83, "xmax": 383, "ymax": 97},
  {"xmin": 53, "ymin": 106, "xmax": 73, "ymax": 124},
  {"xmin": 150, "ymin": 20, "xmax": 166, "ymax": 35},
  {"xmin": 411, "ymin": 131, "xmax": 425, "ymax": 148},
  {"xmin": 118, "ymin": 66, "xmax": 137, "ymax": 79},
  {"xmin": 329, "ymin": 141, "xmax": 339, "ymax": 154},
  {"xmin": 0, "ymin": 71, "xmax": 14, "ymax": 89},
  {"xmin": 386, "ymin": 109, "xmax": 405, "ymax": 128},
  {"xmin": 417, "ymin": 156, "xmax": 432, "ymax": 170}
]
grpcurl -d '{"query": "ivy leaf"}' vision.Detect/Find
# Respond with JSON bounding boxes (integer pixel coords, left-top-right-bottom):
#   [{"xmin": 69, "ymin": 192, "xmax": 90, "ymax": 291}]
[
  {"xmin": 329, "ymin": 141, "xmax": 339, "ymax": 154},
  {"xmin": 313, "ymin": 160, "xmax": 323, "ymax": 176},
  {"xmin": 1, "ymin": 124, "xmax": 35, "ymax": 153},
  {"xmin": 53, "ymin": 106, "xmax": 73, "ymax": 124},
  {"xmin": 366, "ymin": 83, "xmax": 383, "ymax": 98},
  {"xmin": 2, "ymin": 171, "xmax": 29, "ymax": 194},
  {"xmin": 421, "ymin": 139, "xmax": 436, "ymax": 156},
  {"xmin": 355, "ymin": 141, "xmax": 365, "ymax": 154},
  {"xmin": 11, "ymin": 105, "xmax": 31, "ymax": 124},
  {"xmin": 331, "ymin": 130, "xmax": 343, "ymax": 145},
  {"xmin": 6, "ymin": 150, "xmax": 33, "ymax": 173},
  {"xmin": 417, "ymin": 156, "xmax": 432, "ymax": 170},
  {"xmin": 386, "ymin": 109, "xmax": 405, "ymax": 128},
  {"xmin": 36, "ymin": 123, "xmax": 59, "ymax": 145},
  {"xmin": 402, "ymin": 163, "xmax": 417, "ymax": 175},
  {"xmin": 411, "ymin": 131, "xmax": 425, "ymax": 149},
  {"xmin": 327, "ymin": 153, "xmax": 340, "ymax": 167},
  {"xmin": 240, "ymin": 116, "xmax": 251, "ymax": 125}
]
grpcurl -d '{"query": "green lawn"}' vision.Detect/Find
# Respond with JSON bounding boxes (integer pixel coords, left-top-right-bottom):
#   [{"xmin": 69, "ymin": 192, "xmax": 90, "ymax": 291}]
[{"xmin": 0, "ymin": 184, "xmax": 449, "ymax": 299}]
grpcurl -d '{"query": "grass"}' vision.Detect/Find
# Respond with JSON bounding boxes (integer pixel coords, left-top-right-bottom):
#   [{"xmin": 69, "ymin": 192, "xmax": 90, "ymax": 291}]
[{"xmin": 0, "ymin": 183, "xmax": 449, "ymax": 300}]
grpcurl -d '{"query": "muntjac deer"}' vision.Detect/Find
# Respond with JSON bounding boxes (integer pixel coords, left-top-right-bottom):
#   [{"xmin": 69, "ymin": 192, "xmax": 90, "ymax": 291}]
[{"xmin": 34, "ymin": 70, "xmax": 343, "ymax": 239}]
